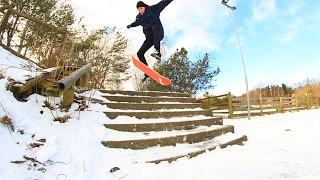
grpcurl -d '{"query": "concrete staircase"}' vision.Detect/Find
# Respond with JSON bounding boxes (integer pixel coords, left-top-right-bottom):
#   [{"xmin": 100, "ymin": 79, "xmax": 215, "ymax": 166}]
[{"xmin": 98, "ymin": 90, "xmax": 247, "ymax": 163}]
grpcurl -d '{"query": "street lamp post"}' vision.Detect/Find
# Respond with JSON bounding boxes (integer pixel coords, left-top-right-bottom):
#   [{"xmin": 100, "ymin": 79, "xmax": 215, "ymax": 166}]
[{"xmin": 221, "ymin": 0, "xmax": 251, "ymax": 120}]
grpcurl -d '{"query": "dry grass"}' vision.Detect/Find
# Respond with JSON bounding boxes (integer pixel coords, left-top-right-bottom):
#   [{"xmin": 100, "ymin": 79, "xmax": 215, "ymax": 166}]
[
  {"xmin": 43, "ymin": 100, "xmax": 55, "ymax": 110},
  {"xmin": 0, "ymin": 115, "xmax": 14, "ymax": 131},
  {"xmin": 0, "ymin": 70, "xmax": 4, "ymax": 79},
  {"xmin": 54, "ymin": 114, "xmax": 70, "ymax": 123}
]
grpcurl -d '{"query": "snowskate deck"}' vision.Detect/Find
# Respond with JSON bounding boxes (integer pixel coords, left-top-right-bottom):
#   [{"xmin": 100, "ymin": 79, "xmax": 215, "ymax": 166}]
[{"xmin": 132, "ymin": 55, "xmax": 171, "ymax": 86}]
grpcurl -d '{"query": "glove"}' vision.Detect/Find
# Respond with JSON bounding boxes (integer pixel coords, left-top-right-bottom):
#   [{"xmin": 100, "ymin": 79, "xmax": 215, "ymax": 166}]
[{"xmin": 127, "ymin": 25, "xmax": 131, "ymax": 29}]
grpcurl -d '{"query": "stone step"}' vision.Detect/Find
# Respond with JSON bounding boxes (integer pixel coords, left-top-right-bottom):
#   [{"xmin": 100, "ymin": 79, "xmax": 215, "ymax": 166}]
[
  {"xmin": 101, "ymin": 125, "xmax": 234, "ymax": 149},
  {"xmin": 95, "ymin": 89, "xmax": 247, "ymax": 159},
  {"xmin": 146, "ymin": 133, "xmax": 248, "ymax": 164},
  {"xmin": 104, "ymin": 109, "xmax": 213, "ymax": 119},
  {"xmin": 104, "ymin": 116, "xmax": 223, "ymax": 132},
  {"xmin": 102, "ymin": 102, "xmax": 203, "ymax": 110},
  {"xmin": 102, "ymin": 95, "xmax": 197, "ymax": 103},
  {"xmin": 99, "ymin": 90, "xmax": 192, "ymax": 98},
  {"xmin": 119, "ymin": 133, "xmax": 247, "ymax": 164}
]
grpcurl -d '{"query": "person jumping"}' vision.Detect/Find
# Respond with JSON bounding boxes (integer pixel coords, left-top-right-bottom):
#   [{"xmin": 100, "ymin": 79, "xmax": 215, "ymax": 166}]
[{"xmin": 127, "ymin": 0, "xmax": 173, "ymax": 82}]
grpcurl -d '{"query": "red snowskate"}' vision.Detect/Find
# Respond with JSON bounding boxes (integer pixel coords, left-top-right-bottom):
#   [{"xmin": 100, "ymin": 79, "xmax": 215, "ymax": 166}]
[{"xmin": 132, "ymin": 55, "xmax": 171, "ymax": 86}]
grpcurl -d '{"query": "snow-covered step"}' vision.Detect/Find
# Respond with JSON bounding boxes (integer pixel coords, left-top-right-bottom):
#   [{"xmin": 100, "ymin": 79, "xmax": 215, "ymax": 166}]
[
  {"xmin": 101, "ymin": 125, "xmax": 235, "ymax": 149},
  {"xmin": 99, "ymin": 90, "xmax": 192, "ymax": 98},
  {"xmin": 96, "ymin": 90, "xmax": 247, "ymax": 155},
  {"xmin": 101, "ymin": 102, "xmax": 203, "ymax": 110},
  {"xmin": 103, "ymin": 109, "xmax": 213, "ymax": 119},
  {"xmin": 104, "ymin": 116, "xmax": 223, "ymax": 132},
  {"xmin": 101, "ymin": 94, "xmax": 197, "ymax": 103},
  {"xmin": 105, "ymin": 132, "xmax": 247, "ymax": 164},
  {"xmin": 147, "ymin": 133, "xmax": 248, "ymax": 163}
]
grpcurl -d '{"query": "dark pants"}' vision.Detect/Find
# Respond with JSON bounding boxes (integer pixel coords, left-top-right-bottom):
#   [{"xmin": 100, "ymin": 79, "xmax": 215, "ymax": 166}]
[{"xmin": 137, "ymin": 25, "xmax": 164, "ymax": 66}]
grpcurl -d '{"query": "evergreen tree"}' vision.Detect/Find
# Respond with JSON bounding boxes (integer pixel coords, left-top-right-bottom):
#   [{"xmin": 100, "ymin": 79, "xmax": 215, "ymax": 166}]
[
  {"xmin": 281, "ymin": 83, "xmax": 293, "ymax": 96},
  {"xmin": 147, "ymin": 48, "xmax": 220, "ymax": 93}
]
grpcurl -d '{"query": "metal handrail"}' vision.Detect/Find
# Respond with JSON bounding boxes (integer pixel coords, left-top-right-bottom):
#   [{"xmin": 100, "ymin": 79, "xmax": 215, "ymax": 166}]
[{"xmin": 58, "ymin": 63, "xmax": 92, "ymax": 90}]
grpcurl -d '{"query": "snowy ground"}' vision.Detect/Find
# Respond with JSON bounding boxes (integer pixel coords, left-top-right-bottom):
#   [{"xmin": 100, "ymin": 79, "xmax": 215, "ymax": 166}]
[{"xmin": 1, "ymin": 47, "xmax": 320, "ymax": 179}]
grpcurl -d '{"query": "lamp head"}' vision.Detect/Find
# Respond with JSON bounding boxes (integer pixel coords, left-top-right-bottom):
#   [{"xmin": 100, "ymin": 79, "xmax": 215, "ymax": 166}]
[{"xmin": 230, "ymin": 5, "xmax": 236, "ymax": 10}]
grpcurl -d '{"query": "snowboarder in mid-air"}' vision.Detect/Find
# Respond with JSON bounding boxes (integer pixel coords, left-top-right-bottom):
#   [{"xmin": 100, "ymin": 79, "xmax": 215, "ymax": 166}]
[{"xmin": 127, "ymin": 0, "xmax": 173, "ymax": 82}]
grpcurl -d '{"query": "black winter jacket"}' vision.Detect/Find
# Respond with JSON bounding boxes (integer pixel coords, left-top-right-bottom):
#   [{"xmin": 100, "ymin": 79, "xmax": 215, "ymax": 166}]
[{"xmin": 129, "ymin": 0, "xmax": 173, "ymax": 37}]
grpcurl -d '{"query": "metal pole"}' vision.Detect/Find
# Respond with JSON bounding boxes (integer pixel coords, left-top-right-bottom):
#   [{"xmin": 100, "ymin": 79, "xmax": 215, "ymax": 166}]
[
  {"xmin": 58, "ymin": 63, "xmax": 92, "ymax": 90},
  {"xmin": 222, "ymin": 1, "xmax": 251, "ymax": 120}
]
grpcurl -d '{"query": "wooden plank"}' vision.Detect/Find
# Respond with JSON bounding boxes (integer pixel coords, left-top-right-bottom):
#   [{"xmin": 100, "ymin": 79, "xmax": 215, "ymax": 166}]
[
  {"xmin": 11, "ymin": 71, "xmax": 52, "ymax": 93},
  {"xmin": 249, "ymin": 97, "xmax": 260, "ymax": 101},
  {"xmin": 212, "ymin": 102, "xmax": 228, "ymax": 106},
  {"xmin": 262, "ymin": 97, "xmax": 280, "ymax": 101},
  {"xmin": 281, "ymin": 97, "xmax": 293, "ymax": 100},
  {"xmin": 250, "ymin": 102, "xmax": 261, "ymax": 105},
  {"xmin": 283, "ymin": 105, "xmax": 295, "ymax": 109},
  {"xmin": 197, "ymin": 93, "xmax": 229, "ymax": 101},
  {"xmin": 211, "ymin": 107, "xmax": 228, "ymax": 110},
  {"xmin": 212, "ymin": 112, "xmax": 229, "ymax": 114},
  {"xmin": 233, "ymin": 107, "xmax": 260, "ymax": 111},
  {"xmin": 232, "ymin": 97, "xmax": 247, "ymax": 101}
]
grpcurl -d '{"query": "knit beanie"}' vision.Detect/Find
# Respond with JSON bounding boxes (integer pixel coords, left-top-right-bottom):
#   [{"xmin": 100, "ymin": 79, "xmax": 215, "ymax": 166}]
[{"xmin": 136, "ymin": 1, "xmax": 148, "ymax": 8}]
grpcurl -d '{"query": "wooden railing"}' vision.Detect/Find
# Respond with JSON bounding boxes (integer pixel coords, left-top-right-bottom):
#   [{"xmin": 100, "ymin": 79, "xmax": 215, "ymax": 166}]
[
  {"xmin": 1, "ymin": 5, "xmax": 91, "ymax": 107},
  {"xmin": 0, "ymin": 4, "xmax": 68, "ymax": 68},
  {"xmin": 198, "ymin": 92, "xmax": 320, "ymax": 118},
  {"xmin": 10, "ymin": 64, "xmax": 91, "ymax": 106}
]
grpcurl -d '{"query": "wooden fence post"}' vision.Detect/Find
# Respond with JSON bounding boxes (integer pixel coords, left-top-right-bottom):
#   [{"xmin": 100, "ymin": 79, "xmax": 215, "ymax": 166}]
[
  {"xmin": 306, "ymin": 96, "xmax": 310, "ymax": 110},
  {"xmin": 228, "ymin": 92, "xmax": 233, "ymax": 118},
  {"xmin": 259, "ymin": 95, "xmax": 263, "ymax": 115},
  {"xmin": 77, "ymin": 72, "xmax": 88, "ymax": 87},
  {"xmin": 279, "ymin": 97, "xmax": 283, "ymax": 112},
  {"xmin": 62, "ymin": 84, "xmax": 74, "ymax": 107}
]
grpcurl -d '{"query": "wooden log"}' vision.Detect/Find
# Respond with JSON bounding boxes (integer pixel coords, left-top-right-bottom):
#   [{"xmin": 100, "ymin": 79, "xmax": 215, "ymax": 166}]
[
  {"xmin": 0, "ymin": 5, "xmax": 11, "ymax": 12},
  {"xmin": 0, "ymin": 5, "xmax": 13, "ymax": 33},
  {"xmin": 8, "ymin": 8, "xmax": 67, "ymax": 34}
]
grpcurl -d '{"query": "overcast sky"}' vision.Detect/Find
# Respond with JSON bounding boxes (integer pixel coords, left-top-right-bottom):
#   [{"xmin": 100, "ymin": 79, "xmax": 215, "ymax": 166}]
[{"xmin": 69, "ymin": 0, "xmax": 320, "ymax": 95}]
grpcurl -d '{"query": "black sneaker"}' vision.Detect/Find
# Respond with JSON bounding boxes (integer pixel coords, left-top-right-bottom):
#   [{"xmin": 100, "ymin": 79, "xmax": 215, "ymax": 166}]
[
  {"xmin": 151, "ymin": 50, "xmax": 161, "ymax": 62},
  {"xmin": 142, "ymin": 74, "xmax": 149, "ymax": 82}
]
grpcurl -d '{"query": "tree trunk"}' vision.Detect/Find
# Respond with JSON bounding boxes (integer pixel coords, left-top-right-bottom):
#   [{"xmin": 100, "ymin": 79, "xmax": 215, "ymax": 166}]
[{"xmin": 18, "ymin": 19, "xmax": 30, "ymax": 53}]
